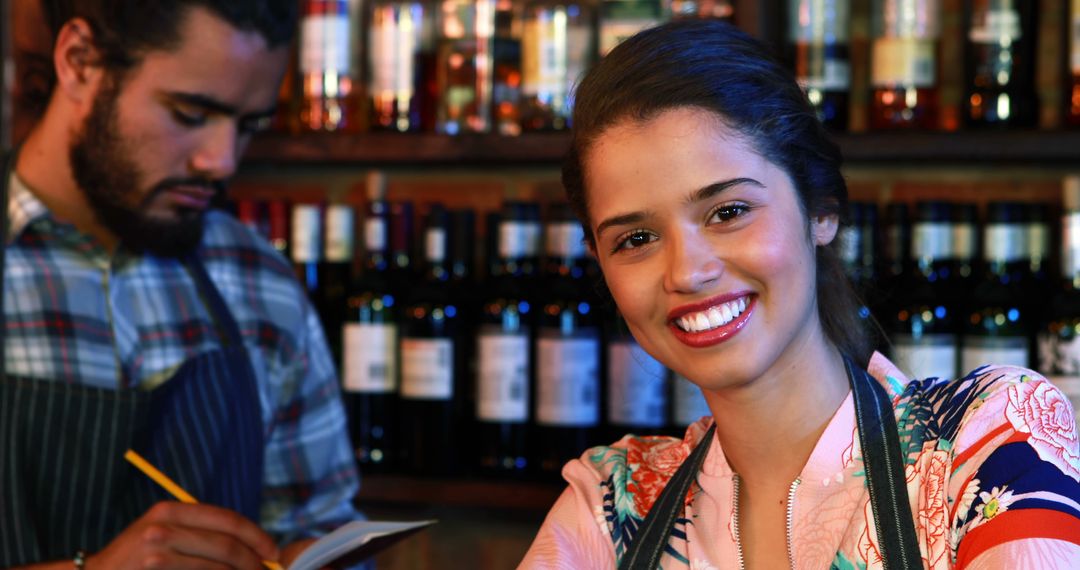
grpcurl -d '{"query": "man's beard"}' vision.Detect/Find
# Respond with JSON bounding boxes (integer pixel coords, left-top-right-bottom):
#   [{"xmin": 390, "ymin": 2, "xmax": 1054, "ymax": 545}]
[{"xmin": 68, "ymin": 76, "xmax": 222, "ymax": 258}]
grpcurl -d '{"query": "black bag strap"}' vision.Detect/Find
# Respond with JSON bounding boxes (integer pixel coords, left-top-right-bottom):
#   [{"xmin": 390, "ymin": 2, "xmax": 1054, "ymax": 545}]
[{"xmin": 618, "ymin": 358, "xmax": 921, "ymax": 569}]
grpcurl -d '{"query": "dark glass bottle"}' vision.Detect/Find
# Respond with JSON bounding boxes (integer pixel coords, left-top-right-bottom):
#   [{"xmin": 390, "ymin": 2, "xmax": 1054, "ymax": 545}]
[
  {"xmin": 267, "ymin": 200, "xmax": 290, "ymax": 258},
  {"xmin": 399, "ymin": 205, "xmax": 467, "ymax": 476},
  {"xmin": 963, "ymin": 0, "xmax": 1037, "ymax": 128},
  {"xmin": 291, "ymin": 203, "xmax": 323, "ymax": 302},
  {"xmin": 786, "ymin": 0, "xmax": 851, "ymax": 130},
  {"xmin": 951, "ymin": 203, "xmax": 980, "ymax": 289},
  {"xmin": 493, "ymin": 0, "xmax": 523, "ymax": 136},
  {"xmin": 606, "ymin": 309, "xmax": 669, "ymax": 441},
  {"xmin": 368, "ymin": 0, "xmax": 429, "ymax": 132},
  {"xmin": 888, "ymin": 201, "xmax": 959, "ymax": 380},
  {"xmin": 519, "ymin": 0, "xmax": 596, "ymax": 131},
  {"xmin": 475, "ymin": 204, "xmax": 535, "ymax": 475},
  {"xmin": 320, "ymin": 203, "xmax": 355, "ymax": 365},
  {"xmin": 535, "ymin": 203, "xmax": 602, "ymax": 476},
  {"xmin": 1037, "ymin": 176, "xmax": 1080, "ymax": 422},
  {"xmin": 840, "ymin": 202, "xmax": 881, "ymax": 336},
  {"xmin": 962, "ymin": 202, "xmax": 1032, "ymax": 374},
  {"xmin": 877, "ymin": 202, "xmax": 911, "ymax": 330},
  {"xmin": 869, "ymin": 0, "xmax": 942, "ymax": 130},
  {"xmin": 342, "ymin": 196, "xmax": 399, "ymax": 472}
]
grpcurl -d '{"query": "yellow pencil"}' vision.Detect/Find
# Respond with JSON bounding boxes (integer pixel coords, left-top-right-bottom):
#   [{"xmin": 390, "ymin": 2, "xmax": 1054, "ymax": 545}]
[{"xmin": 124, "ymin": 449, "xmax": 285, "ymax": 570}]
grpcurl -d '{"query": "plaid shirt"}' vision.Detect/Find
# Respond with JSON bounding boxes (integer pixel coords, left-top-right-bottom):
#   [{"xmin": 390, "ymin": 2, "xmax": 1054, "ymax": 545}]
[{"xmin": 3, "ymin": 173, "xmax": 361, "ymax": 542}]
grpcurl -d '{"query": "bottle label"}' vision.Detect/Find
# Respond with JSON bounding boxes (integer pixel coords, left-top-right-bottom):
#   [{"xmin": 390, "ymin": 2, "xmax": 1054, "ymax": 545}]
[
  {"xmin": 871, "ymin": 37, "xmax": 936, "ymax": 87},
  {"xmin": 839, "ymin": 226, "xmax": 860, "ymax": 267},
  {"xmin": 600, "ymin": 18, "xmax": 660, "ymax": 56},
  {"xmin": 291, "ymin": 204, "xmax": 322, "ymax": 263},
  {"xmin": 301, "ymin": 13, "xmax": 352, "ymax": 75},
  {"xmin": 961, "ymin": 336, "xmax": 1029, "ymax": 376},
  {"xmin": 365, "ymin": 218, "xmax": 387, "ymax": 252},
  {"xmin": 984, "ymin": 224, "xmax": 1027, "ymax": 263},
  {"xmin": 545, "ymin": 222, "xmax": 587, "ymax": 259},
  {"xmin": 969, "ymin": 8, "xmax": 1022, "ymax": 44},
  {"xmin": 879, "ymin": 0, "xmax": 941, "ymax": 38},
  {"xmin": 426, "ymin": 228, "xmax": 447, "ymax": 263},
  {"xmin": 325, "ymin": 204, "xmax": 355, "ymax": 262},
  {"xmin": 499, "ymin": 221, "xmax": 528, "ymax": 259},
  {"xmin": 522, "ymin": 14, "xmax": 566, "ymax": 98},
  {"xmin": 672, "ymin": 373, "xmax": 711, "ymax": 427},
  {"xmin": 892, "ymin": 333, "xmax": 958, "ymax": 380},
  {"xmin": 608, "ymin": 341, "xmax": 668, "ymax": 427},
  {"xmin": 1063, "ymin": 213, "xmax": 1080, "ymax": 277},
  {"xmin": 953, "ymin": 223, "xmax": 977, "ymax": 261},
  {"xmin": 537, "ymin": 333, "xmax": 600, "ymax": 426},
  {"xmin": 342, "ymin": 322, "xmax": 398, "ymax": 393},
  {"xmin": 1028, "ymin": 223, "xmax": 1049, "ymax": 264},
  {"xmin": 912, "ymin": 222, "xmax": 952, "ymax": 261},
  {"xmin": 477, "ymin": 331, "xmax": 530, "ymax": 421},
  {"xmin": 400, "ymin": 338, "xmax": 454, "ymax": 399},
  {"xmin": 369, "ymin": 5, "xmax": 421, "ymax": 95},
  {"xmin": 788, "ymin": 0, "xmax": 851, "ymax": 43},
  {"xmin": 799, "ymin": 56, "xmax": 851, "ymax": 91},
  {"xmin": 523, "ymin": 220, "xmax": 543, "ymax": 257}
]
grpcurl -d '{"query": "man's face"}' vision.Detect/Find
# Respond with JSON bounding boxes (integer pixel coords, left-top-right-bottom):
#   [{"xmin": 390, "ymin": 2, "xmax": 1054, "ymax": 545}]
[{"xmin": 68, "ymin": 7, "xmax": 289, "ymax": 257}]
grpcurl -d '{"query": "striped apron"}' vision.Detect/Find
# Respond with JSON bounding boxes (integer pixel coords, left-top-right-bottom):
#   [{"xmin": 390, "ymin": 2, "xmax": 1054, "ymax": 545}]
[{"xmin": 0, "ymin": 151, "xmax": 266, "ymax": 566}]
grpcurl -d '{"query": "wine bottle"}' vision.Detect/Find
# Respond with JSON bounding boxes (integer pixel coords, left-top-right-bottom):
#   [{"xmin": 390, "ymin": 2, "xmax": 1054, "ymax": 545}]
[
  {"xmin": 299, "ymin": 0, "xmax": 363, "ymax": 132},
  {"xmin": 493, "ymin": 0, "xmax": 523, "ymax": 136},
  {"xmin": 1067, "ymin": 0, "xmax": 1080, "ymax": 126},
  {"xmin": 399, "ymin": 205, "xmax": 466, "ymax": 476},
  {"xmin": 870, "ymin": 0, "xmax": 942, "ymax": 130},
  {"xmin": 962, "ymin": 202, "xmax": 1032, "ymax": 374},
  {"xmin": 840, "ymin": 202, "xmax": 880, "ymax": 327},
  {"xmin": 1037, "ymin": 176, "xmax": 1080, "ymax": 423},
  {"xmin": 320, "ymin": 203, "xmax": 356, "ymax": 365},
  {"xmin": 606, "ymin": 310, "xmax": 669, "ymax": 440},
  {"xmin": 291, "ymin": 203, "xmax": 323, "ymax": 302},
  {"xmin": 342, "ymin": 176, "xmax": 399, "ymax": 472},
  {"xmin": 786, "ymin": 0, "xmax": 851, "ymax": 130},
  {"xmin": 519, "ymin": 0, "xmax": 596, "ymax": 131},
  {"xmin": 368, "ymin": 0, "xmax": 429, "ymax": 132},
  {"xmin": 667, "ymin": 0, "xmax": 734, "ymax": 20},
  {"xmin": 267, "ymin": 200, "xmax": 290, "ymax": 257},
  {"xmin": 535, "ymin": 203, "xmax": 602, "ymax": 476},
  {"xmin": 963, "ymin": 0, "xmax": 1037, "ymax": 127},
  {"xmin": 435, "ymin": 0, "xmax": 496, "ymax": 134},
  {"xmin": 476, "ymin": 205, "xmax": 534, "ymax": 475},
  {"xmin": 888, "ymin": 201, "xmax": 959, "ymax": 380}
]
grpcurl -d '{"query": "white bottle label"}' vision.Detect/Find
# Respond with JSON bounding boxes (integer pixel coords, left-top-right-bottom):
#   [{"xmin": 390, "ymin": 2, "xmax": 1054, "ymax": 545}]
[
  {"xmin": 893, "ymin": 333, "xmax": 957, "ymax": 380},
  {"xmin": 477, "ymin": 331, "xmax": 530, "ymax": 422},
  {"xmin": 961, "ymin": 336, "xmax": 1029, "ymax": 377},
  {"xmin": 537, "ymin": 334, "xmax": 600, "ymax": 426},
  {"xmin": 324, "ymin": 204, "xmax": 355, "ymax": 262},
  {"xmin": 400, "ymin": 338, "xmax": 454, "ymax": 399},
  {"xmin": 426, "ymin": 228, "xmax": 447, "ymax": 263},
  {"xmin": 498, "ymin": 221, "xmax": 527, "ymax": 259},
  {"xmin": 291, "ymin": 204, "xmax": 322, "ymax": 263},
  {"xmin": 984, "ymin": 225, "xmax": 1027, "ymax": 264},
  {"xmin": 673, "ymin": 373, "xmax": 711, "ymax": 427},
  {"xmin": 969, "ymin": 8, "xmax": 1022, "ymax": 43},
  {"xmin": 608, "ymin": 341, "xmax": 668, "ymax": 427},
  {"xmin": 912, "ymin": 222, "xmax": 952, "ymax": 261},
  {"xmin": 800, "ymin": 58, "xmax": 851, "ymax": 91},
  {"xmin": 788, "ymin": 0, "xmax": 851, "ymax": 43},
  {"xmin": 365, "ymin": 218, "xmax": 387, "ymax": 252},
  {"xmin": 301, "ymin": 14, "xmax": 352, "ymax": 74},
  {"xmin": 871, "ymin": 37, "xmax": 936, "ymax": 88},
  {"xmin": 954, "ymin": 224, "xmax": 977, "ymax": 260},
  {"xmin": 369, "ymin": 5, "xmax": 421, "ymax": 95},
  {"xmin": 600, "ymin": 18, "xmax": 660, "ymax": 56},
  {"xmin": 545, "ymin": 222, "xmax": 586, "ymax": 258},
  {"xmin": 342, "ymin": 323, "xmax": 397, "ymax": 393}
]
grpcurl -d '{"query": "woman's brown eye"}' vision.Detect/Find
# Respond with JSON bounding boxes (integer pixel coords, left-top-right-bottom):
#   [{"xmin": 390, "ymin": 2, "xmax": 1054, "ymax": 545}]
[{"xmin": 628, "ymin": 233, "xmax": 650, "ymax": 247}]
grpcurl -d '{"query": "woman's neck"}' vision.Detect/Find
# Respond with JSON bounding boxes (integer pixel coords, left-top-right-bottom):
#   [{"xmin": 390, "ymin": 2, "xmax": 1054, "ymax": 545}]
[{"xmin": 704, "ymin": 340, "xmax": 851, "ymax": 487}]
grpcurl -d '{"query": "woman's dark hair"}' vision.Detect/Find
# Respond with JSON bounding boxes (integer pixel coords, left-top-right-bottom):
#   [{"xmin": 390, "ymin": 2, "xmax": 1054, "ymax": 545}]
[
  {"xmin": 563, "ymin": 19, "xmax": 876, "ymax": 365},
  {"xmin": 42, "ymin": 0, "xmax": 297, "ymax": 76}
]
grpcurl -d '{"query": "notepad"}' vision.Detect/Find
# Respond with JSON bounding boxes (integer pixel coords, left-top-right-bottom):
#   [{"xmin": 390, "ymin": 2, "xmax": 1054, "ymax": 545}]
[{"xmin": 287, "ymin": 519, "xmax": 437, "ymax": 570}]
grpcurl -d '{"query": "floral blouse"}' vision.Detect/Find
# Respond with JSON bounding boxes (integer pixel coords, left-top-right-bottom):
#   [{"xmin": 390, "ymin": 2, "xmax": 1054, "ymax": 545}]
[{"xmin": 520, "ymin": 354, "xmax": 1080, "ymax": 569}]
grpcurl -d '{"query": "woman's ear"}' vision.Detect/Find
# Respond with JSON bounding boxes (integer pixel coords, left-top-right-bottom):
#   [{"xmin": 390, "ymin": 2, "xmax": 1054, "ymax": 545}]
[
  {"xmin": 53, "ymin": 18, "xmax": 106, "ymax": 107},
  {"xmin": 811, "ymin": 213, "xmax": 839, "ymax": 246}
]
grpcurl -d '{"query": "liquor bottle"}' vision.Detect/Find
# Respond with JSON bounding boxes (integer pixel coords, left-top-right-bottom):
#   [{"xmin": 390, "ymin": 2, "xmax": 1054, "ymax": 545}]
[
  {"xmin": 840, "ymin": 202, "xmax": 880, "ymax": 325},
  {"xmin": 1026, "ymin": 202, "xmax": 1053, "ymax": 299},
  {"xmin": 671, "ymin": 373, "xmax": 711, "ymax": 431},
  {"xmin": 877, "ymin": 202, "xmax": 910, "ymax": 330},
  {"xmin": 476, "ymin": 205, "xmax": 534, "ymax": 475},
  {"xmin": 786, "ymin": 0, "xmax": 851, "ymax": 130},
  {"xmin": 951, "ymin": 202, "xmax": 980, "ymax": 287},
  {"xmin": 399, "ymin": 205, "xmax": 466, "ymax": 476},
  {"xmin": 299, "ymin": 0, "xmax": 363, "ymax": 132},
  {"xmin": 1037, "ymin": 176, "xmax": 1080, "ymax": 423},
  {"xmin": 1068, "ymin": 0, "xmax": 1080, "ymax": 126},
  {"xmin": 519, "ymin": 0, "xmax": 596, "ymax": 131},
  {"xmin": 320, "ymin": 203, "xmax": 356, "ymax": 364},
  {"xmin": 869, "ymin": 0, "xmax": 942, "ymax": 130},
  {"xmin": 667, "ymin": 0, "xmax": 734, "ymax": 20},
  {"xmin": 291, "ymin": 203, "xmax": 323, "ymax": 301},
  {"xmin": 342, "ymin": 176, "xmax": 399, "ymax": 471},
  {"xmin": 389, "ymin": 201, "xmax": 416, "ymax": 288},
  {"xmin": 599, "ymin": 0, "xmax": 664, "ymax": 57},
  {"xmin": 963, "ymin": 0, "xmax": 1037, "ymax": 127},
  {"xmin": 606, "ymin": 310, "xmax": 669, "ymax": 440},
  {"xmin": 888, "ymin": 201, "xmax": 959, "ymax": 380},
  {"xmin": 435, "ymin": 0, "xmax": 496, "ymax": 134},
  {"xmin": 961, "ymin": 202, "xmax": 1031, "ymax": 374},
  {"xmin": 493, "ymin": 0, "xmax": 523, "ymax": 136},
  {"xmin": 267, "ymin": 200, "xmax": 290, "ymax": 257},
  {"xmin": 535, "ymin": 203, "xmax": 602, "ymax": 475},
  {"xmin": 368, "ymin": 0, "xmax": 429, "ymax": 132}
]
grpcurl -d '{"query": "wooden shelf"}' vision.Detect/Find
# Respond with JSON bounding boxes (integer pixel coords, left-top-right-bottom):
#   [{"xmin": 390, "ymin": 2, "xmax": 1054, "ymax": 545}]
[
  {"xmin": 356, "ymin": 475, "xmax": 564, "ymax": 512},
  {"xmin": 243, "ymin": 130, "xmax": 1080, "ymax": 168}
]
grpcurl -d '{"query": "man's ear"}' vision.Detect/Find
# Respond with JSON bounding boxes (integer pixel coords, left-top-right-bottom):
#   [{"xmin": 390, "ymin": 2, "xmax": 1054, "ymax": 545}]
[
  {"xmin": 53, "ymin": 18, "xmax": 106, "ymax": 107},
  {"xmin": 811, "ymin": 213, "xmax": 839, "ymax": 246}
]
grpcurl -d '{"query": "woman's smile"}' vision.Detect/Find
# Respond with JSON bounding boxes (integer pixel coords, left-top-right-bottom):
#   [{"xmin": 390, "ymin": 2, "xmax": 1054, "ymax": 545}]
[{"xmin": 668, "ymin": 293, "xmax": 756, "ymax": 348}]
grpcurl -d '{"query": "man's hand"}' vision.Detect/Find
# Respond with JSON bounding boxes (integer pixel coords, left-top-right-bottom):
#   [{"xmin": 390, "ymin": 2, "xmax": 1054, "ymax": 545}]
[{"xmin": 85, "ymin": 501, "xmax": 280, "ymax": 570}]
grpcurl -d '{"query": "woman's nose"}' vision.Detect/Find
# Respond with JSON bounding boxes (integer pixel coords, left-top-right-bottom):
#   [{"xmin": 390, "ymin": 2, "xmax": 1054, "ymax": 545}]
[{"xmin": 663, "ymin": 228, "xmax": 723, "ymax": 294}]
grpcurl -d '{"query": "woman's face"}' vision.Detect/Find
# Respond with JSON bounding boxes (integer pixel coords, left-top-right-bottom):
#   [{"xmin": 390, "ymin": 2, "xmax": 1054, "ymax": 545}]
[{"xmin": 584, "ymin": 107, "xmax": 837, "ymax": 391}]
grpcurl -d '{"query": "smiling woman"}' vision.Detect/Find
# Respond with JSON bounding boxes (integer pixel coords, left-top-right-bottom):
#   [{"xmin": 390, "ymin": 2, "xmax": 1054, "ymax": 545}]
[{"xmin": 519, "ymin": 19, "xmax": 1080, "ymax": 570}]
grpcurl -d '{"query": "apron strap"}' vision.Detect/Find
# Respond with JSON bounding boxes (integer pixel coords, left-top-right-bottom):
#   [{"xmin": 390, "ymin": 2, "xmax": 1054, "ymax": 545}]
[
  {"xmin": 617, "ymin": 423, "xmax": 716, "ymax": 570},
  {"xmin": 618, "ymin": 358, "xmax": 921, "ymax": 569},
  {"xmin": 845, "ymin": 356, "xmax": 922, "ymax": 570}
]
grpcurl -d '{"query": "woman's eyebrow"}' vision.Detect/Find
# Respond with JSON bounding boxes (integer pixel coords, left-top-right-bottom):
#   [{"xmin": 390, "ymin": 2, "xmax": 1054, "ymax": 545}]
[
  {"xmin": 685, "ymin": 177, "xmax": 765, "ymax": 205},
  {"xmin": 595, "ymin": 211, "xmax": 653, "ymax": 240}
]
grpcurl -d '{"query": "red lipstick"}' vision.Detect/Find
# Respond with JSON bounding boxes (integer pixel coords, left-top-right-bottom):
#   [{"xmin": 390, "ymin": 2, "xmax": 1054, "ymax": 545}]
[{"xmin": 668, "ymin": 294, "xmax": 755, "ymax": 349}]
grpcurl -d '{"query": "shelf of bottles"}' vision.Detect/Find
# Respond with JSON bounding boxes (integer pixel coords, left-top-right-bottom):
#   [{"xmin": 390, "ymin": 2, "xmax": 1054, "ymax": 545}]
[{"xmin": 246, "ymin": 0, "xmax": 1080, "ymax": 168}]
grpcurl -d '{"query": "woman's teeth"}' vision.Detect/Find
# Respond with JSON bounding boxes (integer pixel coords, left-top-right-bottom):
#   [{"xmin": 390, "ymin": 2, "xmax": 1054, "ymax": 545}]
[{"xmin": 675, "ymin": 297, "xmax": 749, "ymax": 333}]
